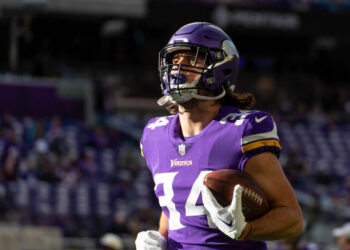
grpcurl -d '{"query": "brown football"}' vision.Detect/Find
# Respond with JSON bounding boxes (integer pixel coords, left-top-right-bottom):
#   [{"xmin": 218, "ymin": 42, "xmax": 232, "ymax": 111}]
[{"xmin": 203, "ymin": 169, "xmax": 269, "ymax": 221}]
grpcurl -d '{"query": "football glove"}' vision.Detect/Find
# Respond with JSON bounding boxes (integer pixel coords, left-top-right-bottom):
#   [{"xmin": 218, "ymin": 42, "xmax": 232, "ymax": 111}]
[
  {"xmin": 135, "ymin": 230, "xmax": 167, "ymax": 250},
  {"xmin": 202, "ymin": 184, "xmax": 250, "ymax": 240}
]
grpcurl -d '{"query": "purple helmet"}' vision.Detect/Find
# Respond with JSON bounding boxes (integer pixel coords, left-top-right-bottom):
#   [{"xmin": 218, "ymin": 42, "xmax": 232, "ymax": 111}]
[{"xmin": 158, "ymin": 22, "xmax": 239, "ymax": 105}]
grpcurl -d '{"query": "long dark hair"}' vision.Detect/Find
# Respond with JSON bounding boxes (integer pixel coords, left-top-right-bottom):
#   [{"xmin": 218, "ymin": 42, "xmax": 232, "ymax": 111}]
[
  {"xmin": 219, "ymin": 86, "xmax": 256, "ymax": 109},
  {"xmin": 165, "ymin": 86, "xmax": 256, "ymax": 114}
]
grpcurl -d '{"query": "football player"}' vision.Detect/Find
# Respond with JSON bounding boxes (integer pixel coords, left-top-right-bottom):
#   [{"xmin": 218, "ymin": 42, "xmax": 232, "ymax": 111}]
[{"xmin": 136, "ymin": 22, "xmax": 303, "ymax": 249}]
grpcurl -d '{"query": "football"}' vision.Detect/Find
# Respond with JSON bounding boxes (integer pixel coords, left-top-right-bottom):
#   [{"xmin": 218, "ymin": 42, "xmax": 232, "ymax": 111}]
[{"xmin": 203, "ymin": 169, "xmax": 269, "ymax": 221}]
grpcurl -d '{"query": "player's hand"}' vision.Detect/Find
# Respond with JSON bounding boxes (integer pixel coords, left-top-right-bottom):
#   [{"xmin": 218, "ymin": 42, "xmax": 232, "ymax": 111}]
[
  {"xmin": 202, "ymin": 184, "xmax": 249, "ymax": 240},
  {"xmin": 135, "ymin": 230, "xmax": 167, "ymax": 250}
]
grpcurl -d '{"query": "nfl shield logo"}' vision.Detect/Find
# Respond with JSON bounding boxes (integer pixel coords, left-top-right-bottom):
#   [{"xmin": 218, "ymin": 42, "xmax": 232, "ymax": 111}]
[{"xmin": 178, "ymin": 144, "xmax": 186, "ymax": 156}]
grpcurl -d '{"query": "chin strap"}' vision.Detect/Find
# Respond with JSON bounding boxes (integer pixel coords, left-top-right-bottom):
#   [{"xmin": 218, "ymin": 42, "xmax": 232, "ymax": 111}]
[
  {"xmin": 157, "ymin": 96, "xmax": 170, "ymax": 106},
  {"xmin": 190, "ymin": 87, "xmax": 226, "ymax": 101},
  {"xmin": 157, "ymin": 87, "xmax": 226, "ymax": 106}
]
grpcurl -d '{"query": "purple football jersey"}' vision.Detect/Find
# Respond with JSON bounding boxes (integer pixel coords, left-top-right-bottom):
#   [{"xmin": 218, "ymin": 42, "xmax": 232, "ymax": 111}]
[{"xmin": 140, "ymin": 106, "xmax": 281, "ymax": 249}]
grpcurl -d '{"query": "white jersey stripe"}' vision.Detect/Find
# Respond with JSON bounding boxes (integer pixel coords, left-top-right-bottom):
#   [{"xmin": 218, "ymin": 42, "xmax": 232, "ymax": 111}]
[{"xmin": 241, "ymin": 122, "xmax": 279, "ymax": 146}]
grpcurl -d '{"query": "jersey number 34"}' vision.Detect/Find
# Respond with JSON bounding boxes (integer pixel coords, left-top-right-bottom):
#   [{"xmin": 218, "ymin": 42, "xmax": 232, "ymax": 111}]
[{"xmin": 154, "ymin": 171, "xmax": 211, "ymax": 230}]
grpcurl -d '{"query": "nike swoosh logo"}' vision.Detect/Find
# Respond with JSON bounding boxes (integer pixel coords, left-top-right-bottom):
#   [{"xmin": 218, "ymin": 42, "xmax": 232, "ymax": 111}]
[
  {"xmin": 218, "ymin": 218, "xmax": 233, "ymax": 227},
  {"xmin": 255, "ymin": 115, "xmax": 267, "ymax": 123}
]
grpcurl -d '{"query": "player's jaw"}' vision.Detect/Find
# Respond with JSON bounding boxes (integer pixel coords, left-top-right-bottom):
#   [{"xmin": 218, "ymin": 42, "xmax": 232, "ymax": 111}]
[
  {"xmin": 178, "ymin": 89, "xmax": 220, "ymax": 114},
  {"xmin": 178, "ymin": 99, "xmax": 200, "ymax": 113}
]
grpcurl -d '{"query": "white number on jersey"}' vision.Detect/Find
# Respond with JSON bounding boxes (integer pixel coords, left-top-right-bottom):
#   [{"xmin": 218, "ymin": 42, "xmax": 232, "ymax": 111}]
[
  {"xmin": 154, "ymin": 172, "xmax": 184, "ymax": 230},
  {"xmin": 147, "ymin": 117, "xmax": 169, "ymax": 130},
  {"xmin": 154, "ymin": 171, "xmax": 212, "ymax": 230},
  {"xmin": 185, "ymin": 171, "xmax": 211, "ymax": 216},
  {"xmin": 220, "ymin": 111, "xmax": 249, "ymax": 125}
]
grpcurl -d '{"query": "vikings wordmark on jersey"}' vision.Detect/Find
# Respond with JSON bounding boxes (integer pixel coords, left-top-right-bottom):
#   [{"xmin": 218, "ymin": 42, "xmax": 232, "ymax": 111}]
[{"xmin": 140, "ymin": 106, "xmax": 281, "ymax": 250}]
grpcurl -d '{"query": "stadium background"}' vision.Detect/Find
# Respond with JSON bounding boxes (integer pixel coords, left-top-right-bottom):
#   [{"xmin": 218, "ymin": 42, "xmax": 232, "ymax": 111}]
[{"xmin": 0, "ymin": 0, "xmax": 349, "ymax": 249}]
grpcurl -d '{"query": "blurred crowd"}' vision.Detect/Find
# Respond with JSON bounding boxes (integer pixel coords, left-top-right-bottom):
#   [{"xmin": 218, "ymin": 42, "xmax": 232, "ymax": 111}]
[{"xmin": 0, "ymin": 113, "xmax": 160, "ymax": 249}]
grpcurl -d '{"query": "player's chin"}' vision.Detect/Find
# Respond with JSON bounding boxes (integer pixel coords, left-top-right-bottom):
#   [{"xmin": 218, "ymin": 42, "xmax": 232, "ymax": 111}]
[{"xmin": 179, "ymin": 98, "xmax": 200, "ymax": 111}]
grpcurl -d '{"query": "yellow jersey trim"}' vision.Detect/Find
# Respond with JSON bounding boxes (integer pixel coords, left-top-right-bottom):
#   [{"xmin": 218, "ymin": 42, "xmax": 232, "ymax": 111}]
[{"xmin": 241, "ymin": 139, "xmax": 281, "ymax": 153}]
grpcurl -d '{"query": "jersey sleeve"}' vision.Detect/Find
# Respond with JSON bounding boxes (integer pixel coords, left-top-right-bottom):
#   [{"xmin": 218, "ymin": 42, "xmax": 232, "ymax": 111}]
[
  {"xmin": 238, "ymin": 111, "xmax": 282, "ymax": 171},
  {"xmin": 140, "ymin": 117, "xmax": 158, "ymax": 160}
]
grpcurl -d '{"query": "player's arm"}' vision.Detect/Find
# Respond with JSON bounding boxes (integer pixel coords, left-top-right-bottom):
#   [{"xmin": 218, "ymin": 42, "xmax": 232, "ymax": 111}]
[
  {"xmin": 158, "ymin": 211, "xmax": 168, "ymax": 239},
  {"xmin": 243, "ymin": 152, "xmax": 303, "ymax": 240},
  {"xmin": 202, "ymin": 112, "xmax": 303, "ymax": 241},
  {"xmin": 135, "ymin": 212, "xmax": 167, "ymax": 250},
  {"xmin": 136, "ymin": 138, "xmax": 168, "ymax": 249}
]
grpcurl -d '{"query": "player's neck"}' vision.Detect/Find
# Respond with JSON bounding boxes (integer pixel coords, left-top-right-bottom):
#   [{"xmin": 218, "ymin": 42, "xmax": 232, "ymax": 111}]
[{"xmin": 178, "ymin": 100, "xmax": 221, "ymax": 137}]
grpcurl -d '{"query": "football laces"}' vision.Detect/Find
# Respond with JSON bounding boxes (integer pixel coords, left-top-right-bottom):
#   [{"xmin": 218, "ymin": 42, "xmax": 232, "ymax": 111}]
[{"xmin": 242, "ymin": 187, "xmax": 263, "ymax": 206}]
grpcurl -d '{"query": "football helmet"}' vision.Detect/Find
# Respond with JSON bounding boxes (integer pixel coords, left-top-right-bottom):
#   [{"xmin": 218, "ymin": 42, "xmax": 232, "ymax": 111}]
[{"xmin": 158, "ymin": 22, "xmax": 239, "ymax": 105}]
